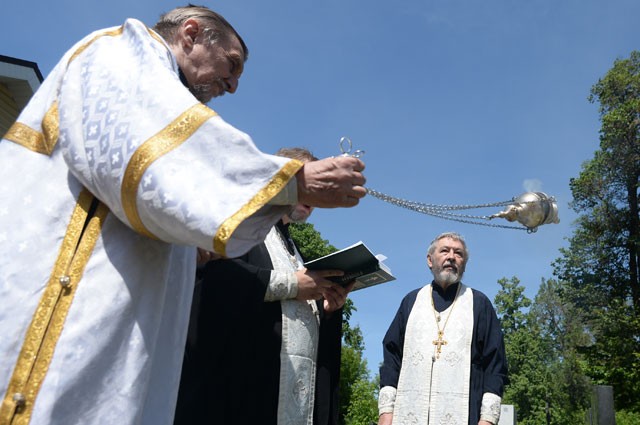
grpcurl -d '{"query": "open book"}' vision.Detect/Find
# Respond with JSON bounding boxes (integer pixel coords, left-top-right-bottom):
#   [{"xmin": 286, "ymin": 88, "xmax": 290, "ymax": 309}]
[{"xmin": 303, "ymin": 241, "xmax": 395, "ymax": 291}]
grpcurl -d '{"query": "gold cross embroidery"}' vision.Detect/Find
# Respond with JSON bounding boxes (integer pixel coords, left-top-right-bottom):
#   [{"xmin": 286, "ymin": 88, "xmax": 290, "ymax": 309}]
[{"xmin": 432, "ymin": 330, "xmax": 447, "ymax": 359}]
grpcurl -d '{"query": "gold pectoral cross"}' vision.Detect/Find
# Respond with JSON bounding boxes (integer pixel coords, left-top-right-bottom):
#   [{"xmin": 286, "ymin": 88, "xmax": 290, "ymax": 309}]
[{"xmin": 432, "ymin": 330, "xmax": 447, "ymax": 359}]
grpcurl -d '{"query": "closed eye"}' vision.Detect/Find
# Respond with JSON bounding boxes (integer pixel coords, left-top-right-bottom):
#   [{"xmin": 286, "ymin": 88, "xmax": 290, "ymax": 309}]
[{"xmin": 228, "ymin": 53, "xmax": 244, "ymax": 77}]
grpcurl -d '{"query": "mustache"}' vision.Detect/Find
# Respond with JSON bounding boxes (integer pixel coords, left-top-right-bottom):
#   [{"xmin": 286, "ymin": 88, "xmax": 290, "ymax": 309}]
[
  {"xmin": 189, "ymin": 78, "xmax": 228, "ymax": 102},
  {"xmin": 442, "ymin": 261, "xmax": 458, "ymax": 272}
]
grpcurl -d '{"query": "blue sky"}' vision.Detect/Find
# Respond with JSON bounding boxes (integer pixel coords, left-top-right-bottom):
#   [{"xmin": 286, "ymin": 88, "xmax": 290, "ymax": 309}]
[{"xmin": 2, "ymin": 0, "xmax": 639, "ymax": 373}]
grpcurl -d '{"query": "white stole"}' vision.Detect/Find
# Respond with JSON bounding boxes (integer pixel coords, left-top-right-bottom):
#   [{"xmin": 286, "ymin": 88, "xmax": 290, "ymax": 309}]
[
  {"xmin": 393, "ymin": 284, "xmax": 474, "ymax": 424},
  {"xmin": 264, "ymin": 228, "xmax": 320, "ymax": 425}
]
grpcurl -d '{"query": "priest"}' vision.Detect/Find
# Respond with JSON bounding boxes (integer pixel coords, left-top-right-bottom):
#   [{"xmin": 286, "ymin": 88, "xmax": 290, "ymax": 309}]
[
  {"xmin": 0, "ymin": 6, "xmax": 365, "ymax": 425},
  {"xmin": 174, "ymin": 147, "xmax": 351, "ymax": 425},
  {"xmin": 378, "ymin": 232, "xmax": 508, "ymax": 425}
]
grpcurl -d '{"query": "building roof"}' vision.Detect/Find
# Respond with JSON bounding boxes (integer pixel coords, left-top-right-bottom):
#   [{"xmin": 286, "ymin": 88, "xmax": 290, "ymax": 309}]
[{"xmin": 0, "ymin": 54, "xmax": 44, "ymax": 112}]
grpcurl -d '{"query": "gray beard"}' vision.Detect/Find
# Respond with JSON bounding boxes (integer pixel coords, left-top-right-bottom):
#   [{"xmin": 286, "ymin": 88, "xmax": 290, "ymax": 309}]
[
  {"xmin": 189, "ymin": 84, "xmax": 213, "ymax": 103},
  {"xmin": 189, "ymin": 78, "xmax": 225, "ymax": 103},
  {"xmin": 288, "ymin": 210, "xmax": 309, "ymax": 223},
  {"xmin": 434, "ymin": 269, "xmax": 462, "ymax": 286}
]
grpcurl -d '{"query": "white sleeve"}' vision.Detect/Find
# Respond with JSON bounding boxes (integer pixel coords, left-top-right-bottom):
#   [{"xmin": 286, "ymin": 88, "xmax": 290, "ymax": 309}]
[
  {"xmin": 378, "ymin": 385, "xmax": 397, "ymax": 416},
  {"xmin": 480, "ymin": 392, "xmax": 502, "ymax": 424},
  {"xmin": 263, "ymin": 270, "xmax": 298, "ymax": 301}
]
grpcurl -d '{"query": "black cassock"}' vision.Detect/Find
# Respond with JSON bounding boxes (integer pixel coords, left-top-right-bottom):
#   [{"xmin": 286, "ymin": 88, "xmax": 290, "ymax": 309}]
[
  {"xmin": 379, "ymin": 282, "xmax": 509, "ymax": 425},
  {"xmin": 174, "ymin": 222, "xmax": 342, "ymax": 425}
]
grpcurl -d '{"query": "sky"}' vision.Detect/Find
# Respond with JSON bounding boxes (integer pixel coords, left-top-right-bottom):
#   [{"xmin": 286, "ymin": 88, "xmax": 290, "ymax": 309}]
[{"xmin": 2, "ymin": 0, "xmax": 639, "ymax": 374}]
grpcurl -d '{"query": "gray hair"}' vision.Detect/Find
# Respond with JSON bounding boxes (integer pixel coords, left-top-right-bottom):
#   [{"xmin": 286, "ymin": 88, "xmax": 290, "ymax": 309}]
[
  {"xmin": 153, "ymin": 4, "xmax": 248, "ymax": 61},
  {"xmin": 275, "ymin": 147, "xmax": 318, "ymax": 162},
  {"xmin": 427, "ymin": 232, "xmax": 470, "ymax": 262}
]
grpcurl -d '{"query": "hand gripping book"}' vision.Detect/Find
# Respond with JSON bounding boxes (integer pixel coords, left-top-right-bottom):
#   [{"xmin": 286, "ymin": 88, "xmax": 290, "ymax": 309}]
[{"xmin": 303, "ymin": 241, "xmax": 395, "ymax": 291}]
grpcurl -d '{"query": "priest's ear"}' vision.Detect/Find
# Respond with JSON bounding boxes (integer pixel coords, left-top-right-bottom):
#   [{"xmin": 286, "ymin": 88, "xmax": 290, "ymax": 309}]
[
  {"xmin": 180, "ymin": 18, "xmax": 201, "ymax": 47},
  {"xmin": 426, "ymin": 253, "xmax": 433, "ymax": 269}
]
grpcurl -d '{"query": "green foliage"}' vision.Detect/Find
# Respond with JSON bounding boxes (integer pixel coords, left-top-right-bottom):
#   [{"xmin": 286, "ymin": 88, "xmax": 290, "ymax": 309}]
[
  {"xmin": 495, "ymin": 277, "xmax": 591, "ymax": 424},
  {"xmin": 616, "ymin": 409, "xmax": 640, "ymax": 425},
  {"xmin": 579, "ymin": 303, "xmax": 640, "ymax": 406},
  {"xmin": 342, "ymin": 299, "xmax": 364, "ymax": 352},
  {"xmin": 340, "ymin": 342, "xmax": 377, "ymax": 424},
  {"xmin": 495, "ymin": 277, "xmax": 547, "ymax": 422},
  {"xmin": 339, "ymin": 311, "xmax": 377, "ymax": 424},
  {"xmin": 289, "ymin": 222, "xmax": 337, "ymax": 261},
  {"xmin": 494, "ymin": 276, "xmax": 531, "ymax": 334},
  {"xmin": 344, "ymin": 375, "xmax": 379, "ymax": 425},
  {"xmin": 531, "ymin": 279, "xmax": 591, "ymax": 409}
]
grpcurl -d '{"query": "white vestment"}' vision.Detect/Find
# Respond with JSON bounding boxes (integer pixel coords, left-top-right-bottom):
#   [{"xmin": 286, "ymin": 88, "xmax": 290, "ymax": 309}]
[
  {"xmin": 393, "ymin": 284, "xmax": 473, "ymax": 424},
  {"xmin": 0, "ymin": 19, "xmax": 302, "ymax": 425},
  {"xmin": 263, "ymin": 228, "xmax": 320, "ymax": 425}
]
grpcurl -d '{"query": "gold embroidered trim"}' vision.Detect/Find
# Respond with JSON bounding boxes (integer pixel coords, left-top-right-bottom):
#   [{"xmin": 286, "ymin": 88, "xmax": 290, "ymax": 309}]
[
  {"xmin": 213, "ymin": 159, "xmax": 303, "ymax": 256},
  {"xmin": 121, "ymin": 103, "xmax": 217, "ymax": 239},
  {"xmin": 41, "ymin": 102, "xmax": 59, "ymax": 154},
  {"xmin": 68, "ymin": 27, "xmax": 124, "ymax": 64},
  {"xmin": 147, "ymin": 28, "xmax": 167, "ymax": 46},
  {"xmin": 68, "ymin": 24, "xmax": 168, "ymax": 66},
  {"xmin": 3, "ymin": 102, "xmax": 59, "ymax": 156},
  {"xmin": 3, "ymin": 123, "xmax": 44, "ymax": 155},
  {"xmin": 3, "ymin": 23, "xmax": 172, "ymax": 158},
  {"xmin": 0, "ymin": 189, "xmax": 109, "ymax": 425}
]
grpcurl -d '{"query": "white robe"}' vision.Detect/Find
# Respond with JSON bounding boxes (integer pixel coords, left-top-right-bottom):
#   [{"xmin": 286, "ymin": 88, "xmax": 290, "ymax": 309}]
[{"xmin": 0, "ymin": 19, "xmax": 301, "ymax": 425}]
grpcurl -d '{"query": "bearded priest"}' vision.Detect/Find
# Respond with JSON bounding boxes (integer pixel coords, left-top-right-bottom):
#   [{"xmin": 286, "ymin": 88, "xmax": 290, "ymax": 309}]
[{"xmin": 378, "ymin": 232, "xmax": 508, "ymax": 425}]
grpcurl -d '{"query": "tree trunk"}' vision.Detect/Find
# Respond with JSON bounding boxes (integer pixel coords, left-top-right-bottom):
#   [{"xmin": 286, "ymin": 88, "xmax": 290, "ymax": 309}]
[{"xmin": 627, "ymin": 178, "xmax": 640, "ymax": 313}]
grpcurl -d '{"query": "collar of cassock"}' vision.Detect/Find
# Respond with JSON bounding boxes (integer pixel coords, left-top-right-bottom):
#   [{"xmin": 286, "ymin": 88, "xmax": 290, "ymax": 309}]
[
  {"xmin": 431, "ymin": 281, "xmax": 461, "ymax": 312},
  {"xmin": 178, "ymin": 68, "xmax": 189, "ymax": 89},
  {"xmin": 275, "ymin": 220, "xmax": 296, "ymax": 256}
]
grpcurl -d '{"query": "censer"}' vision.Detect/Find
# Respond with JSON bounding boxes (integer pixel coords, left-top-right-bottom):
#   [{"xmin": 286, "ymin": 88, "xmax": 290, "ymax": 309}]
[{"xmin": 337, "ymin": 137, "xmax": 560, "ymax": 233}]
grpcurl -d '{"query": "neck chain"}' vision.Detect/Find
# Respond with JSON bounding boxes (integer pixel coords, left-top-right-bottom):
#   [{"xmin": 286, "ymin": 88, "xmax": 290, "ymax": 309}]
[{"xmin": 431, "ymin": 283, "xmax": 461, "ymax": 361}]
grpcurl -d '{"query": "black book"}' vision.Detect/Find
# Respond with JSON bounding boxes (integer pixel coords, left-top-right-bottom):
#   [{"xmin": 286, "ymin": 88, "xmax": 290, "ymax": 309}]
[{"xmin": 304, "ymin": 241, "xmax": 395, "ymax": 291}]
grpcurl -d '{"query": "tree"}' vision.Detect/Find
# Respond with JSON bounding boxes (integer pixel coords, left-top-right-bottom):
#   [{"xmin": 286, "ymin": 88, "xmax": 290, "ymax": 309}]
[
  {"xmin": 494, "ymin": 277, "xmax": 549, "ymax": 424},
  {"xmin": 572, "ymin": 49, "xmax": 640, "ymax": 310},
  {"xmin": 494, "ymin": 277, "xmax": 590, "ymax": 424},
  {"xmin": 594, "ymin": 51, "xmax": 640, "ymax": 312},
  {"xmin": 530, "ymin": 278, "xmax": 591, "ymax": 423},
  {"xmin": 339, "ymin": 322, "xmax": 378, "ymax": 425},
  {"xmin": 290, "ymin": 222, "xmax": 338, "ymax": 260},
  {"xmin": 554, "ymin": 50, "xmax": 640, "ymax": 411},
  {"xmin": 344, "ymin": 374, "xmax": 379, "ymax": 425}
]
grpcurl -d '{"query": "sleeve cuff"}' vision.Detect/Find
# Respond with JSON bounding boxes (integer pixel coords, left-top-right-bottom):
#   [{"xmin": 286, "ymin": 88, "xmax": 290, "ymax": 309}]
[
  {"xmin": 263, "ymin": 270, "xmax": 298, "ymax": 301},
  {"xmin": 480, "ymin": 392, "xmax": 501, "ymax": 424},
  {"xmin": 268, "ymin": 177, "xmax": 298, "ymax": 205},
  {"xmin": 378, "ymin": 386, "xmax": 396, "ymax": 416}
]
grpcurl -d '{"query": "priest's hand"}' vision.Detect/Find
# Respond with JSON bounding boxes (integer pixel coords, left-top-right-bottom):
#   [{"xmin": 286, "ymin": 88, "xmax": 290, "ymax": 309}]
[
  {"xmin": 196, "ymin": 248, "xmax": 222, "ymax": 266},
  {"xmin": 296, "ymin": 156, "xmax": 366, "ymax": 208},
  {"xmin": 478, "ymin": 421, "xmax": 494, "ymax": 425},
  {"xmin": 378, "ymin": 412, "xmax": 393, "ymax": 425},
  {"xmin": 323, "ymin": 281, "xmax": 354, "ymax": 313},
  {"xmin": 294, "ymin": 268, "xmax": 344, "ymax": 301}
]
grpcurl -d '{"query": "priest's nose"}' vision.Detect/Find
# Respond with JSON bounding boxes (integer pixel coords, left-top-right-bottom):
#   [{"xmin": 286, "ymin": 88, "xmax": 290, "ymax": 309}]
[{"xmin": 225, "ymin": 75, "xmax": 238, "ymax": 93}]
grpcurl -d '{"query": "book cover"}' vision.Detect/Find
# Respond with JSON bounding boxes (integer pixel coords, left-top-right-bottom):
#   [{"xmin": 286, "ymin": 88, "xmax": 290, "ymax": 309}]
[{"xmin": 304, "ymin": 241, "xmax": 395, "ymax": 291}]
